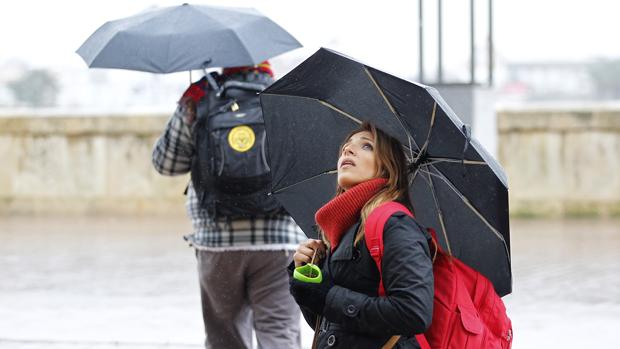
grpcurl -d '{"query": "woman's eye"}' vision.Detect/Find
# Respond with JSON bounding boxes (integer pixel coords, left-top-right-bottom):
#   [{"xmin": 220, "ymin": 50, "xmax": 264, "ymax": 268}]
[{"xmin": 362, "ymin": 143, "xmax": 373, "ymax": 151}]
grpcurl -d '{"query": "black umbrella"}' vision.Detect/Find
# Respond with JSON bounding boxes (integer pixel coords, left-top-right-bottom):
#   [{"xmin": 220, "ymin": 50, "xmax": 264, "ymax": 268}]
[
  {"xmin": 260, "ymin": 48, "xmax": 511, "ymax": 296},
  {"xmin": 77, "ymin": 3, "xmax": 301, "ymax": 73}
]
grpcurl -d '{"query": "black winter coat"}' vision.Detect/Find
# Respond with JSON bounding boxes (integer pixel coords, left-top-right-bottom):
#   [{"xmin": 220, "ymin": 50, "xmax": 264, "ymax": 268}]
[{"xmin": 295, "ymin": 212, "xmax": 434, "ymax": 349}]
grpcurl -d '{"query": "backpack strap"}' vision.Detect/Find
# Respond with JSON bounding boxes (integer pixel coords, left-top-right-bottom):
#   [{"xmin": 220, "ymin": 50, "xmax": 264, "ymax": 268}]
[
  {"xmin": 365, "ymin": 201, "xmax": 412, "ymax": 297},
  {"xmin": 365, "ymin": 202, "xmax": 431, "ymax": 349},
  {"xmin": 220, "ymin": 80, "xmax": 267, "ymax": 94}
]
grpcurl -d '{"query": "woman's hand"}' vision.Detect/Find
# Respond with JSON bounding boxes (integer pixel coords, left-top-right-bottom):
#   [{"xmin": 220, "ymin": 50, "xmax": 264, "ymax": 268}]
[{"xmin": 293, "ymin": 239, "xmax": 326, "ymax": 267}]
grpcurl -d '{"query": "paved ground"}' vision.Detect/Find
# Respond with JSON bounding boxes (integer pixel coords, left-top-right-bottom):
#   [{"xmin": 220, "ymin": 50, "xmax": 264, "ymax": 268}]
[{"xmin": 0, "ymin": 216, "xmax": 619, "ymax": 348}]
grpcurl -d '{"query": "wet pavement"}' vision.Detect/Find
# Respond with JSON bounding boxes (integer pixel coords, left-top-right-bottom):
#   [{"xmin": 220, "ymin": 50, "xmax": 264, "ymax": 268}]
[{"xmin": 0, "ymin": 216, "xmax": 619, "ymax": 348}]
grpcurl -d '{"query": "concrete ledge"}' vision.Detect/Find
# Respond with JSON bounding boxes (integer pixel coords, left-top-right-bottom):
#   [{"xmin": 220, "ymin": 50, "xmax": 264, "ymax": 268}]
[
  {"xmin": 0, "ymin": 113, "xmax": 191, "ymax": 215},
  {"xmin": 2, "ymin": 109, "xmax": 619, "ymax": 217},
  {"xmin": 510, "ymin": 200, "xmax": 620, "ymax": 218},
  {"xmin": 0, "ymin": 197, "xmax": 187, "ymax": 216},
  {"xmin": 498, "ymin": 106, "xmax": 620, "ymax": 218},
  {"xmin": 498, "ymin": 108, "xmax": 620, "ymax": 132},
  {"xmin": 0, "ymin": 114, "xmax": 170, "ymax": 136}
]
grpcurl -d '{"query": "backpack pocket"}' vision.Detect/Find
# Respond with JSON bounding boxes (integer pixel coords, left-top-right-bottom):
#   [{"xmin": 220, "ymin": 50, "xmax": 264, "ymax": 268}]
[
  {"xmin": 209, "ymin": 106, "xmax": 270, "ymax": 182},
  {"xmin": 446, "ymin": 304, "xmax": 484, "ymax": 349},
  {"xmin": 457, "ymin": 304, "xmax": 483, "ymax": 335},
  {"xmin": 211, "ymin": 188, "xmax": 282, "ymax": 217},
  {"xmin": 212, "ymin": 125, "xmax": 270, "ymax": 179}
]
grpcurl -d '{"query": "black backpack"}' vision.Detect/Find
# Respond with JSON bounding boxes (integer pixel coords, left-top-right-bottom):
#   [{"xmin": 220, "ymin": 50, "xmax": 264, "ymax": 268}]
[{"xmin": 190, "ymin": 73, "xmax": 283, "ymax": 218}]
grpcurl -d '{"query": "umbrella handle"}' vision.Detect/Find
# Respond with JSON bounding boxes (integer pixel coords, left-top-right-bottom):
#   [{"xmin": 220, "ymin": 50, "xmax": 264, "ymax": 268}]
[
  {"xmin": 311, "ymin": 316, "xmax": 321, "ymax": 349},
  {"xmin": 204, "ymin": 71, "xmax": 220, "ymax": 92},
  {"xmin": 381, "ymin": 336, "xmax": 401, "ymax": 349},
  {"xmin": 201, "ymin": 59, "xmax": 221, "ymax": 92}
]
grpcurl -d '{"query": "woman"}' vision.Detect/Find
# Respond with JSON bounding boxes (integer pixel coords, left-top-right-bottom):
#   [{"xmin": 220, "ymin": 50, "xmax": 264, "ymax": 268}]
[{"xmin": 289, "ymin": 122, "xmax": 434, "ymax": 348}]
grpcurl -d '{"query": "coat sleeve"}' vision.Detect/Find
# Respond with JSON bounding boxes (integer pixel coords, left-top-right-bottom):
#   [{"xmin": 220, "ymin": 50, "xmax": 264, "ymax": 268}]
[
  {"xmin": 322, "ymin": 213, "xmax": 434, "ymax": 335},
  {"xmin": 287, "ymin": 261, "xmax": 319, "ymax": 329},
  {"xmin": 151, "ymin": 104, "xmax": 195, "ymax": 176}
]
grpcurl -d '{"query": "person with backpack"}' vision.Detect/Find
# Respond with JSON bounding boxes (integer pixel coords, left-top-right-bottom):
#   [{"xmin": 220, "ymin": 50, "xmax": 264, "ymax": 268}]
[
  {"xmin": 152, "ymin": 61, "xmax": 306, "ymax": 349},
  {"xmin": 289, "ymin": 122, "xmax": 434, "ymax": 348}
]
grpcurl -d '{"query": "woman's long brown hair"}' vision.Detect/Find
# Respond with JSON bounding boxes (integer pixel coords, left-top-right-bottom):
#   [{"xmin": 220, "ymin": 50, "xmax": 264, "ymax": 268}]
[{"xmin": 322, "ymin": 122, "xmax": 412, "ymax": 247}]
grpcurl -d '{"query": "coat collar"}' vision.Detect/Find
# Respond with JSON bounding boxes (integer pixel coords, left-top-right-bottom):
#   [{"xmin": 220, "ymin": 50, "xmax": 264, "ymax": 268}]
[{"xmin": 330, "ymin": 222, "xmax": 359, "ymax": 261}]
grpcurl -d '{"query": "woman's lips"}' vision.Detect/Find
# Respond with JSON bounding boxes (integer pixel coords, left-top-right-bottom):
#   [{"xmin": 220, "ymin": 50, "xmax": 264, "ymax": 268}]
[{"xmin": 340, "ymin": 159, "xmax": 355, "ymax": 168}]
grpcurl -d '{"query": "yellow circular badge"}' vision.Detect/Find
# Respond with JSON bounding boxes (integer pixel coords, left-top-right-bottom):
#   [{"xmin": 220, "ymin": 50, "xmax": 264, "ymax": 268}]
[{"xmin": 228, "ymin": 125, "xmax": 255, "ymax": 152}]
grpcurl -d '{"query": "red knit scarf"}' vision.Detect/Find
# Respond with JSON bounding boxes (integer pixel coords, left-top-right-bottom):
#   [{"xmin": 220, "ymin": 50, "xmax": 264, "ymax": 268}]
[{"xmin": 315, "ymin": 178, "xmax": 388, "ymax": 251}]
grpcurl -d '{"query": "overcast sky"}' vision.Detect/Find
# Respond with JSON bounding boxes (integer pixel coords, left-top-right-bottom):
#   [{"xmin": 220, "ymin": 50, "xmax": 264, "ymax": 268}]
[{"xmin": 1, "ymin": 0, "xmax": 619, "ymax": 81}]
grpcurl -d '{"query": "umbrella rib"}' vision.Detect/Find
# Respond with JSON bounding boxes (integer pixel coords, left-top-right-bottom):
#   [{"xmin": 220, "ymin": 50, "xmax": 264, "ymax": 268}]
[
  {"xmin": 277, "ymin": 97, "xmax": 419, "ymax": 164},
  {"xmin": 364, "ymin": 67, "xmax": 398, "ymax": 116},
  {"xmin": 425, "ymin": 157, "xmax": 487, "ymax": 166},
  {"xmin": 318, "ymin": 101, "xmax": 363, "ymax": 124},
  {"xmin": 419, "ymin": 167, "xmax": 510, "ymax": 253},
  {"xmin": 414, "ymin": 102, "xmax": 437, "ymax": 165},
  {"xmin": 272, "ymin": 169, "xmax": 337, "ymax": 195},
  {"xmin": 163, "ymin": 10, "xmax": 187, "ymax": 73},
  {"xmin": 409, "ymin": 164, "xmax": 420, "ymax": 186},
  {"xmin": 192, "ymin": 5, "xmax": 265, "ymax": 66},
  {"xmin": 80, "ymin": 8, "xmax": 166, "ymax": 68},
  {"xmin": 227, "ymin": 26, "xmax": 260, "ymax": 65},
  {"xmin": 363, "ymin": 67, "xmax": 417, "ymax": 160},
  {"xmin": 421, "ymin": 169, "xmax": 453, "ymax": 255}
]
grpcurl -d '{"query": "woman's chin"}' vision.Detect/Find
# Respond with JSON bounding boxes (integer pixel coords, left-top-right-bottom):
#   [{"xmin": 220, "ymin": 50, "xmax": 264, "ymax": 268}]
[
  {"xmin": 337, "ymin": 177, "xmax": 353, "ymax": 190},
  {"xmin": 337, "ymin": 175, "xmax": 365, "ymax": 190}
]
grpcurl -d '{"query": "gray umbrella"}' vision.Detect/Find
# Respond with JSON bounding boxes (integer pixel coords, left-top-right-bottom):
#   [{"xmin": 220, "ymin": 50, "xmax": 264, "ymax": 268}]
[{"xmin": 76, "ymin": 3, "xmax": 302, "ymax": 73}]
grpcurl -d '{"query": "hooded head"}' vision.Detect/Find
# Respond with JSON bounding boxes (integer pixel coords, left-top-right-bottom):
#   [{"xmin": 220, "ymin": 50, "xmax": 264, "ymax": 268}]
[{"xmin": 223, "ymin": 60, "xmax": 274, "ymax": 79}]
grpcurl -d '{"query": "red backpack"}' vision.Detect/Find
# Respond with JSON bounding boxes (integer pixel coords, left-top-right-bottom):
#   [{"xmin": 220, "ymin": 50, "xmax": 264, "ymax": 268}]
[{"xmin": 365, "ymin": 202, "xmax": 513, "ymax": 349}]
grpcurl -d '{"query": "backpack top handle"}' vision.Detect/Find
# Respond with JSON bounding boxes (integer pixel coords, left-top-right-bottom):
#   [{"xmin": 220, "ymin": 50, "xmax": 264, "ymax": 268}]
[{"xmin": 217, "ymin": 80, "xmax": 267, "ymax": 99}]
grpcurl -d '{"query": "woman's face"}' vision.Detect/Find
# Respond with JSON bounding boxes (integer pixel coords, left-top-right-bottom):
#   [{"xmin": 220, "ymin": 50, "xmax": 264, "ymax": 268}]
[{"xmin": 337, "ymin": 131, "xmax": 378, "ymax": 190}]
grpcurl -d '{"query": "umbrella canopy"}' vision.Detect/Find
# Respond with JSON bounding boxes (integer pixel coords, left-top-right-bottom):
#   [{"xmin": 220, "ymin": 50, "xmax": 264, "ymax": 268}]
[
  {"xmin": 260, "ymin": 48, "xmax": 512, "ymax": 296},
  {"xmin": 76, "ymin": 3, "xmax": 301, "ymax": 73}
]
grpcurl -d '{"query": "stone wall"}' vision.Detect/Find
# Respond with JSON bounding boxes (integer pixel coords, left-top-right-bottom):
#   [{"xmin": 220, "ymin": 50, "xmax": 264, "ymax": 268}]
[
  {"xmin": 2, "ymin": 107, "xmax": 619, "ymax": 217},
  {"xmin": 0, "ymin": 113, "xmax": 189, "ymax": 215},
  {"xmin": 498, "ymin": 106, "xmax": 620, "ymax": 217}
]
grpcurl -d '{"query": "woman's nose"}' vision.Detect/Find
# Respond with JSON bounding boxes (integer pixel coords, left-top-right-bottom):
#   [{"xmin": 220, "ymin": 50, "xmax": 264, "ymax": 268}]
[{"xmin": 342, "ymin": 144, "xmax": 355, "ymax": 156}]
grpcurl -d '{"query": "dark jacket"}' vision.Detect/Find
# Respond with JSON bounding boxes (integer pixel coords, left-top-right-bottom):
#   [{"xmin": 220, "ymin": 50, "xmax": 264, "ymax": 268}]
[{"xmin": 296, "ymin": 212, "xmax": 434, "ymax": 349}]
